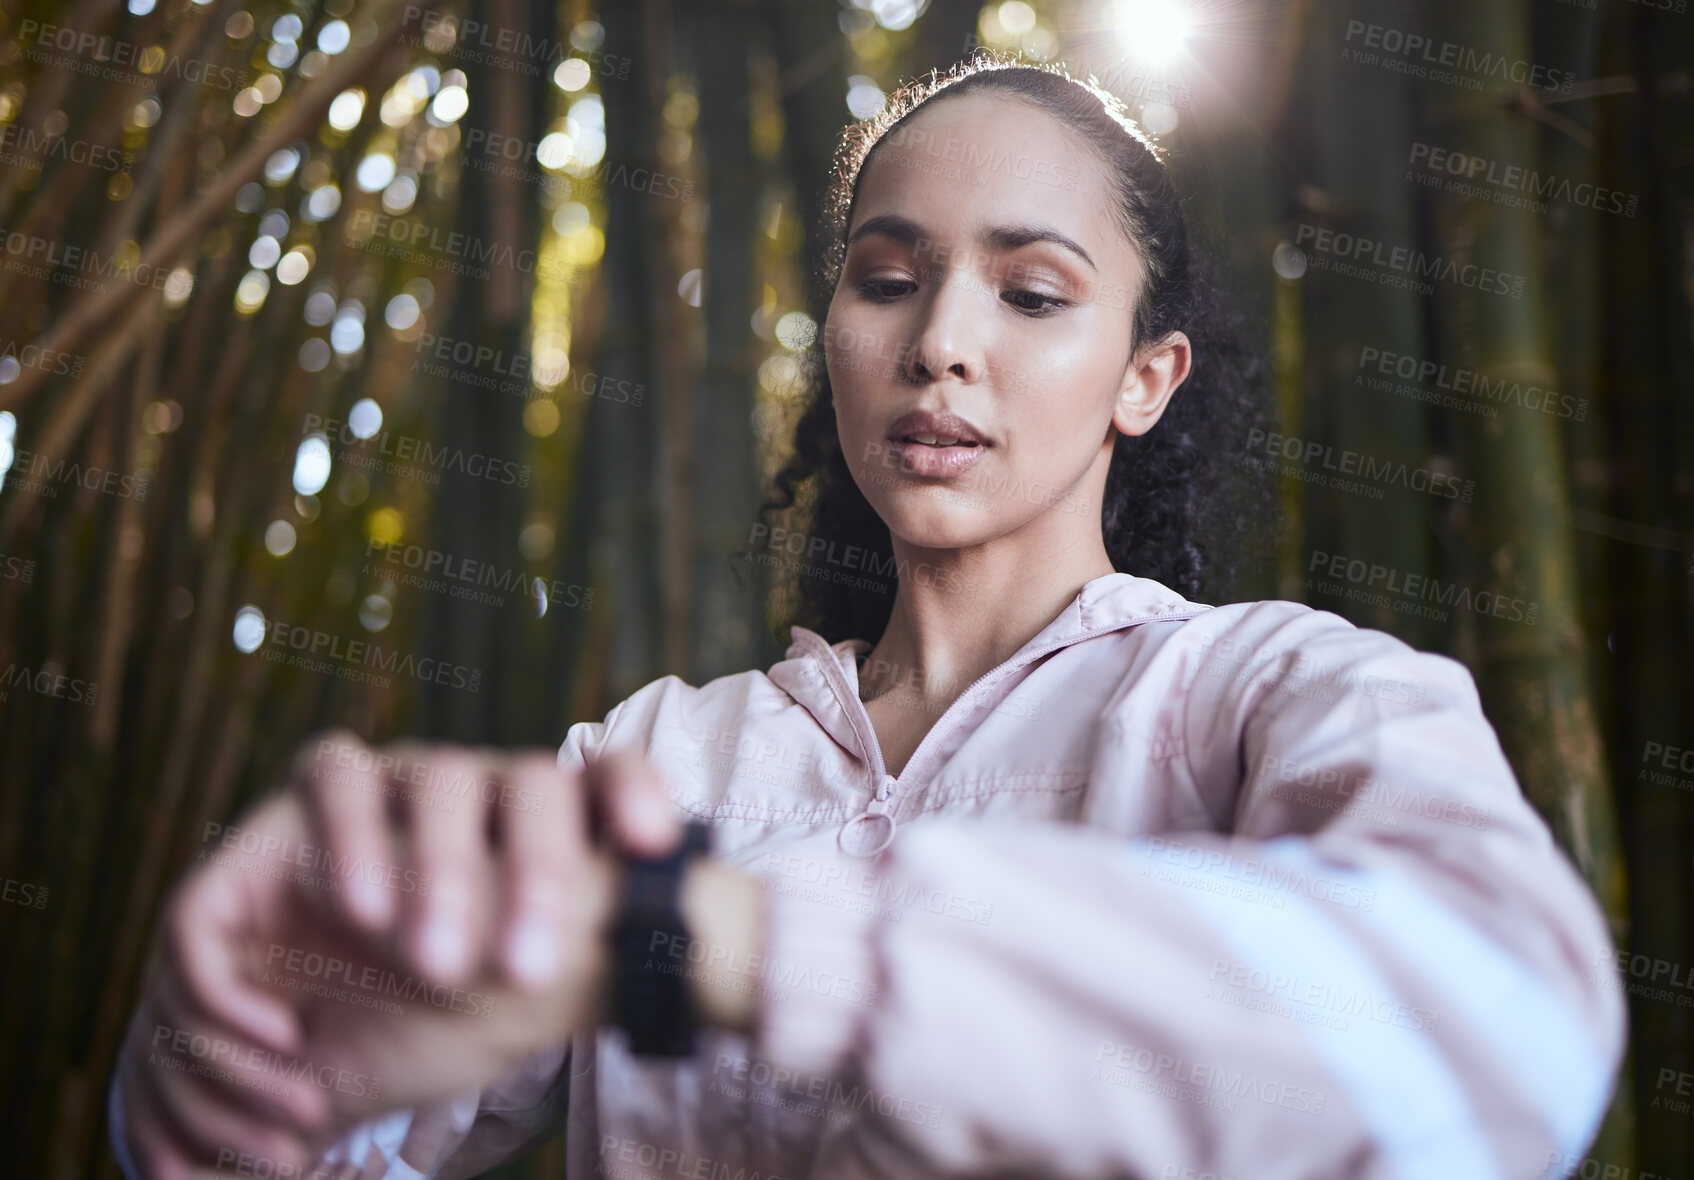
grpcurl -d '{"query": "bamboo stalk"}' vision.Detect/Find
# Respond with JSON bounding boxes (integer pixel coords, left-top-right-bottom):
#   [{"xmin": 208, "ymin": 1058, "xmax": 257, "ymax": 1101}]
[
  {"xmin": 0, "ymin": 0, "xmax": 414, "ymax": 413},
  {"xmin": 0, "ymin": 0, "xmax": 122, "ymax": 217},
  {"xmin": 79, "ymin": 339, "xmax": 282, "ymax": 1153},
  {"xmin": 87, "ymin": 331, "xmax": 159, "ymax": 749},
  {"xmin": 0, "ymin": 287, "xmax": 159, "ymax": 549},
  {"xmin": 592, "ymin": 0, "xmax": 664, "ymax": 703},
  {"xmin": 690, "ymin": 0, "xmax": 764, "ymax": 683},
  {"xmin": 1422, "ymin": 7, "xmax": 1630, "ymax": 1169},
  {"xmin": 1590, "ymin": 5, "xmax": 1692, "ymax": 1172}
]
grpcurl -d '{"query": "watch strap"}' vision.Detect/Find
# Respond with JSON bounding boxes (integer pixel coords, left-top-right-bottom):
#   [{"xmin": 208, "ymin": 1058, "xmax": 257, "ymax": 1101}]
[{"xmin": 612, "ymin": 821, "xmax": 711, "ymax": 1056}]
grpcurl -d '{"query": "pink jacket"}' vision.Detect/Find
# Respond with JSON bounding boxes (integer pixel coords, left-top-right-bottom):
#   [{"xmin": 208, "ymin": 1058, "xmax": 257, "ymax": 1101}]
[{"xmin": 112, "ymin": 573, "xmax": 1626, "ymax": 1179}]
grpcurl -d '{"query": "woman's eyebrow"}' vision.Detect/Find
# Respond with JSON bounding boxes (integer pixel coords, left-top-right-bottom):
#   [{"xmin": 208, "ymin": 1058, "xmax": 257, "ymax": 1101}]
[
  {"xmin": 846, "ymin": 213, "xmax": 925, "ymax": 248},
  {"xmin": 981, "ymin": 224, "xmax": 1097, "ymax": 272},
  {"xmin": 846, "ymin": 213, "xmax": 1097, "ymax": 273}
]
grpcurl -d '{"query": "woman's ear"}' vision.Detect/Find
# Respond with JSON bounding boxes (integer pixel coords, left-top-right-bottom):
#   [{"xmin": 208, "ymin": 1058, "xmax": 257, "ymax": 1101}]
[{"xmin": 1111, "ymin": 331, "xmax": 1192, "ymax": 438}]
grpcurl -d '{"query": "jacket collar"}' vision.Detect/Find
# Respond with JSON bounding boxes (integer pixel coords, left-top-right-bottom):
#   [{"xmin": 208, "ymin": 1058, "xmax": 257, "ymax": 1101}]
[{"xmin": 765, "ymin": 572, "xmax": 1208, "ymax": 763}]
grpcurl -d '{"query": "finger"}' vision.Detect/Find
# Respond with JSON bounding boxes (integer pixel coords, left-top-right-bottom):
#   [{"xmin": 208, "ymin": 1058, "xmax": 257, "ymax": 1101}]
[
  {"xmin": 296, "ymin": 730, "xmax": 397, "ymax": 931},
  {"xmin": 146, "ymin": 1064, "xmax": 315, "ymax": 1176},
  {"xmin": 163, "ymin": 853, "xmax": 302, "ymax": 1054},
  {"xmin": 118, "ymin": 1052, "xmax": 202, "ymax": 1180},
  {"xmin": 147, "ymin": 967, "xmax": 330, "ymax": 1135},
  {"xmin": 582, "ymin": 750, "xmax": 683, "ymax": 857},
  {"xmin": 399, "ymin": 746, "xmax": 497, "ymax": 984},
  {"xmin": 122, "ymin": 1013, "xmax": 317, "ymax": 1174},
  {"xmin": 124, "ymin": 1072, "xmax": 221, "ymax": 1180},
  {"xmin": 494, "ymin": 754, "xmax": 582, "ymax": 989}
]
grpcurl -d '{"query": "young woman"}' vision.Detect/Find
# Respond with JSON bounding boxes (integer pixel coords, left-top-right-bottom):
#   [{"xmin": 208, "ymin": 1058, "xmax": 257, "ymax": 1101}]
[{"xmin": 112, "ymin": 60, "xmax": 1623, "ymax": 1180}]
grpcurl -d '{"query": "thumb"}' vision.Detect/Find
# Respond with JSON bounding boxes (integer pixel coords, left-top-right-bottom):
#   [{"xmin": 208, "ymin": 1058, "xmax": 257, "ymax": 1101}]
[{"xmin": 585, "ymin": 751, "xmax": 683, "ymax": 858}]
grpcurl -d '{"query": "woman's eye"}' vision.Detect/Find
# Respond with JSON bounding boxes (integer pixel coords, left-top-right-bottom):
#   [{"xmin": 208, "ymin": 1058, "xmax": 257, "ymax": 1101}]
[
  {"xmin": 857, "ymin": 279, "xmax": 915, "ymax": 302},
  {"xmin": 1003, "ymin": 289, "xmax": 1066, "ymax": 316}
]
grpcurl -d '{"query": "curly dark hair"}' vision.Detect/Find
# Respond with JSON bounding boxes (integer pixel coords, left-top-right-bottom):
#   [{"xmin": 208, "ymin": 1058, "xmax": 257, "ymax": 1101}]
[{"xmin": 753, "ymin": 56, "xmax": 1277, "ymax": 646}]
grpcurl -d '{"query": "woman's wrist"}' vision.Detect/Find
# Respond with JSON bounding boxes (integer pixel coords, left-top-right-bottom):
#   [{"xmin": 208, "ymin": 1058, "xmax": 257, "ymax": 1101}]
[{"xmin": 678, "ymin": 859, "xmax": 766, "ymax": 1034}]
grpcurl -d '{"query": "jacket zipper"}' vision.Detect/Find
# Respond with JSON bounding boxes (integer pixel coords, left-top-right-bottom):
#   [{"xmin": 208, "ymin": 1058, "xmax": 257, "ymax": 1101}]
[{"xmin": 823, "ymin": 610, "xmax": 1208, "ymax": 857}]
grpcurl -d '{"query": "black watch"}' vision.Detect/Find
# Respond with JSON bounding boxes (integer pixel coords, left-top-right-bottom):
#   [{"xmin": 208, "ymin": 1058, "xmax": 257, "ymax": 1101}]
[{"xmin": 610, "ymin": 821, "xmax": 712, "ymax": 1057}]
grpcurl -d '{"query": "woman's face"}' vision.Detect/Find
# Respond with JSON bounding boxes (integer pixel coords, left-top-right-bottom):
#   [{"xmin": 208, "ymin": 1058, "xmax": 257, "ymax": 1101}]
[{"xmin": 826, "ymin": 90, "xmax": 1185, "ymax": 553}]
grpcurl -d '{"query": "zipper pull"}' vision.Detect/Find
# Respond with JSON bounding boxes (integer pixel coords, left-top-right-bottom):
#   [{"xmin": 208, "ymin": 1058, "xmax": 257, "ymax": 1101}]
[{"xmin": 838, "ymin": 774, "xmax": 898, "ymax": 858}]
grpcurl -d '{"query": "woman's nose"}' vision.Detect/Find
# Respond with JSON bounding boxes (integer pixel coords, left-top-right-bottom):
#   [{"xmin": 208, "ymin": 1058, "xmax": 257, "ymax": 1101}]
[{"xmin": 903, "ymin": 273, "xmax": 985, "ymax": 386}]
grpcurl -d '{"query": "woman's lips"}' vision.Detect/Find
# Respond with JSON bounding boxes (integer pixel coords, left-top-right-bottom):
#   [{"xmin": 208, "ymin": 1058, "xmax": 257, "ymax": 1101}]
[{"xmin": 884, "ymin": 438, "xmax": 989, "ymax": 479}]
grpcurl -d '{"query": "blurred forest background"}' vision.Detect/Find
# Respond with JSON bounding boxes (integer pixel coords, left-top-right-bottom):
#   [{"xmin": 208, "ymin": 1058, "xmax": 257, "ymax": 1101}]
[{"xmin": 0, "ymin": 0, "xmax": 1688, "ymax": 1175}]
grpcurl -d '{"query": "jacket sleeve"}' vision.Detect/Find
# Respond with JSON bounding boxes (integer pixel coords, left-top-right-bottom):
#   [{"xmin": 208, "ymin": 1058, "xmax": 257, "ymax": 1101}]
[
  {"xmin": 747, "ymin": 603, "xmax": 1626, "ymax": 1180},
  {"xmin": 108, "ymin": 710, "xmax": 621, "ymax": 1180}
]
